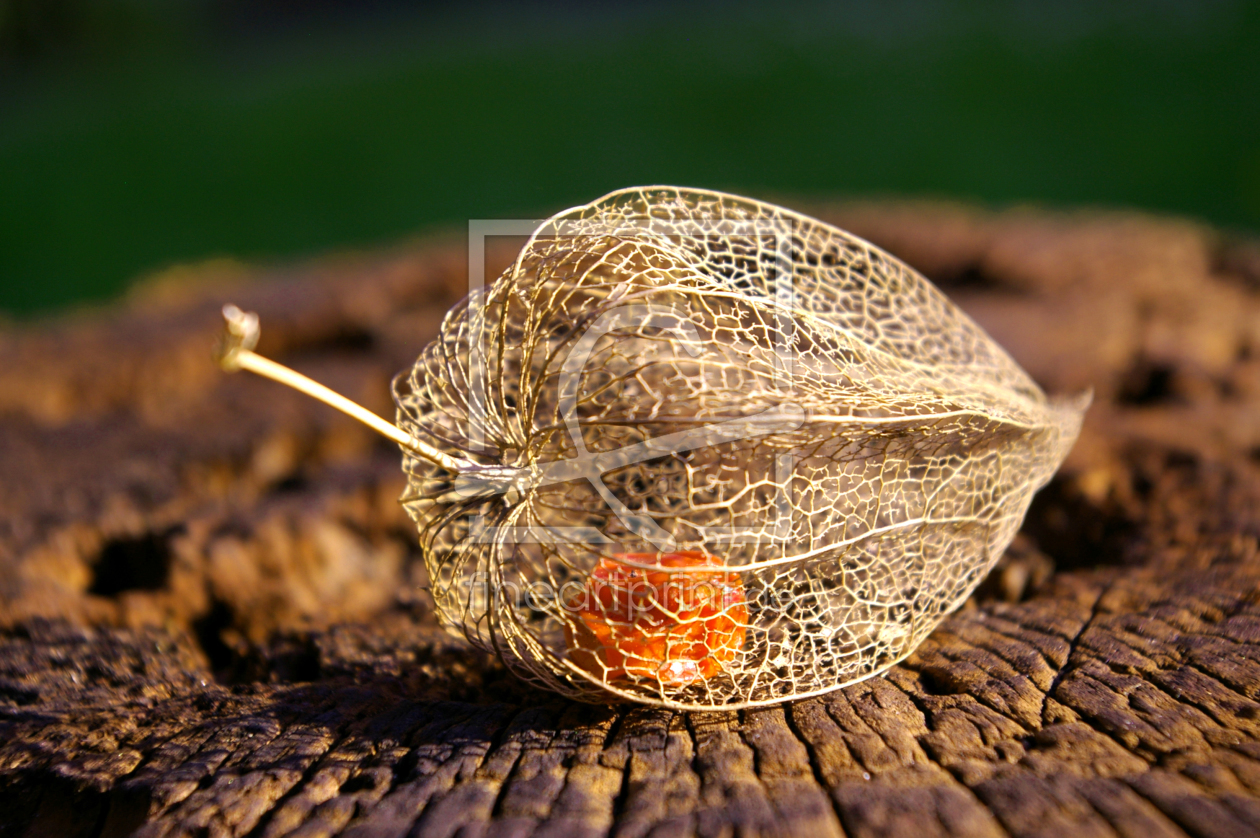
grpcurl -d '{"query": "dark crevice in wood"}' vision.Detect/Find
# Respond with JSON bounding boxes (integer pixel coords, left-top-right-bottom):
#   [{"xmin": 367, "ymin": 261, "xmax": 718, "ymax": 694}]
[
  {"xmin": 780, "ymin": 701, "xmax": 844, "ymax": 822},
  {"xmin": 973, "ymin": 616, "xmax": 1072, "ymax": 675},
  {"xmin": 88, "ymin": 526, "xmax": 180, "ymax": 596},
  {"xmin": 1117, "ymin": 358, "xmax": 1182, "ymax": 407},
  {"xmin": 932, "ymin": 261, "xmax": 1022, "ymax": 294},
  {"xmin": 487, "ymin": 743, "xmax": 531, "ymax": 822},
  {"xmin": 281, "ymin": 325, "xmax": 378, "ymax": 358},
  {"xmin": 242, "ymin": 718, "xmax": 355, "ymax": 838},
  {"xmin": 1038, "ymin": 577, "xmax": 1114, "ymax": 727},
  {"xmin": 962, "ymin": 624, "xmax": 1057, "ymax": 693},
  {"xmin": 680, "ymin": 710, "xmax": 707, "ymax": 804},
  {"xmin": 190, "ymin": 598, "xmax": 239, "ymax": 679},
  {"xmin": 910, "ymin": 663, "xmax": 1038, "ymax": 735},
  {"xmin": 876, "ymin": 684, "xmax": 1019, "ymax": 838},
  {"xmin": 1022, "ymin": 478, "xmax": 1142, "ymax": 573}
]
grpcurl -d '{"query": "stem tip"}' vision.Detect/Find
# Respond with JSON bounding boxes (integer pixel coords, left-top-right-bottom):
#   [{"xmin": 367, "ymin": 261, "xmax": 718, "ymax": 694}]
[{"xmin": 217, "ymin": 304, "xmax": 260, "ymax": 371}]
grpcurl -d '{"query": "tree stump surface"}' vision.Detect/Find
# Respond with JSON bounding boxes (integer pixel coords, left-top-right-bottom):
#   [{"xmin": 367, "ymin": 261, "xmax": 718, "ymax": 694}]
[{"xmin": 3, "ymin": 203, "xmax": 1260, "ymax": 838}]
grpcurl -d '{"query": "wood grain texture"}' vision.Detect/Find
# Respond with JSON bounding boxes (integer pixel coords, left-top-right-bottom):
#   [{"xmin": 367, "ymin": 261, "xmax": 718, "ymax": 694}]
[{"xmin": 2, "ymin": 204, "xmax": 1260, "ymax": 837}]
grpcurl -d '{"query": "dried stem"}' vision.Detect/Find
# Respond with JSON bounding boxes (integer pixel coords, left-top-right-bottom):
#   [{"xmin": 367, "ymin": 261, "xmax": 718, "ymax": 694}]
[{"xmin": 215, "ymin": 305, "xmax": 470, "ymax": 475}]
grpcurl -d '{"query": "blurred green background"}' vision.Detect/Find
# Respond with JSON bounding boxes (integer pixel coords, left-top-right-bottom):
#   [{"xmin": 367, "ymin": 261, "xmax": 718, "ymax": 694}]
[{"xmin": 2, "ymin": 0, "xmax": 1258, "ymax": 317}]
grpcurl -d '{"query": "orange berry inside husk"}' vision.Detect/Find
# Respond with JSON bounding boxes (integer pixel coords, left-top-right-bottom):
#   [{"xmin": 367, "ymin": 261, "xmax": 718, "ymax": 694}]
[{"xmin": 564, "ymin": 550, "xmax": 749, "ymax": 687}]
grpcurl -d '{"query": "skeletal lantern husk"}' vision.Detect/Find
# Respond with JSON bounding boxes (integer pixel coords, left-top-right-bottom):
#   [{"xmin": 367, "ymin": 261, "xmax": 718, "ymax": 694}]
[{"xmin": 393, "ymin": 187, "xmax": 1088, "ymax": 710}]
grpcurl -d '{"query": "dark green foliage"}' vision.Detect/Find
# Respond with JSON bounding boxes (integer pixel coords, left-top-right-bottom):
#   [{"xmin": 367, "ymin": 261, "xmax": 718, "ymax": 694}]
[{"xmin": 3, "ymin": 1, "xmax": 1259, "ymax": 315}]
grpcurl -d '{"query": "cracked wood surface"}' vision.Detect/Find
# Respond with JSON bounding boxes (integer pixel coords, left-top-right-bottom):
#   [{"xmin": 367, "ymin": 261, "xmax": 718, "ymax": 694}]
[{"xmin": 3, "ymin": 203, "xmax": 1260, "ymax": 837}]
